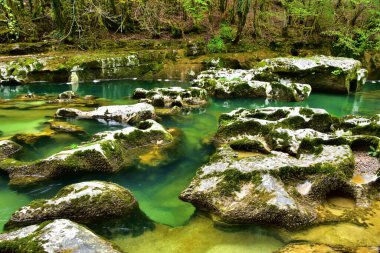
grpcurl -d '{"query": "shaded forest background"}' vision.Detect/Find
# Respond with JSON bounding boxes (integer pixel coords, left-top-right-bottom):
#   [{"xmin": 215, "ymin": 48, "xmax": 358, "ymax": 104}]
[{"xmin": 1, "ymin": 0, "xmax": 380, "ymax": 58}]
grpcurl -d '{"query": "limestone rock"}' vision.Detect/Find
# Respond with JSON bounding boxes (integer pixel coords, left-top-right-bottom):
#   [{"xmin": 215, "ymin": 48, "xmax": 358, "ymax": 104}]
[
  {"xmin": 56, "ymin": 103, "xmax": 156, "ymax": 124},
  {"xmin": 5, "ymin": 181, "xmax": 141, "ymax": 230},
  {"xmin": 6, "ymin": 120, "xmax": 174, "ymax": 186},
  {"xmin": 193, "ymin": 69, "xmax": 311, "ymax": 102},
  {"xmin": 48, "ymin": 121, "xmax": 86, "ymax": 135},
  {"xmin": 0, "ymin": 219, "xmax": 123, "ymax": 253},
  {"xmin": 180, "ymin": 107, "xmax": 379, "ymax": 229},
  {"xmin": 0, "ymin": 140, "xmax": 22, "ymax": 159},
  {"xmin": 256, "ymin": 56, "xmax": 368, "ymax": 93},
  {"xmin": 132, "ymin": 87, "xmax": 208, "ymax": 108}
]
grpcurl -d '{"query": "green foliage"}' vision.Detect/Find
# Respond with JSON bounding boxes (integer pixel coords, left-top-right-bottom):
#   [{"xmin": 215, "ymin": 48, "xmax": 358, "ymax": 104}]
[
  {"xmin": 331, "ymin": 69, "xmax": 343, "ymax": 76},
  {"xmin": 181, "ymin": 0, "xmax": 210, "ymax": 25},
  {"xmin": 368, "ymin": 146, "xmax": 379, "ymax": 158},
  {"xmin": 70, "ymin": 144, "xmax": 79, "ymax": 149},
  {"xmin": 207, "ymin": 36, "xmax": 225, "ymax": 53},
  {"xmin": 219, "ymin": 24, "xmax": 235, "ymax": 42}
]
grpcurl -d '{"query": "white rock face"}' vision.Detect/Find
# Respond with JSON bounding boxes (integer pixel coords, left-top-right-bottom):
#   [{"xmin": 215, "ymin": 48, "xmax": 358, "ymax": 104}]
[{"xmin": 0, "ymin": 219, "xmax": 122, "ymax": 253}]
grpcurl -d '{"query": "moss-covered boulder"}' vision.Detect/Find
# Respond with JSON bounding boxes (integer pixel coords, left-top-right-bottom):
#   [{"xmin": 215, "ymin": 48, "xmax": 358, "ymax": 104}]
[
  {"xmin": 180, "ymin": 107, "xmax": 380, "ymax": 229},
  {"xmin": 0, "ymin": 57, "xmax": 44, "ymax": 84},
  {"xmin": 255, "ymin": 56, "xmax": 368, "ymax": 93},
  {"xmin": 132, "ymin": 87, "xmax": 208, "ymax": 109},
  {"xmin": 5, "ymin": 181, "xmax": 143, "ymax": 230},
  {"xmin": 56, "ymin": 103, "xmax": 156, "ymax": 125},
  {"xmin": 5, "ymin": 120, "xmax": 174, "ymax": 186},
  {"xmin": 0, "ymin": 219, "xmax": 123, "ymax": 253},
  {"xmin": 193, "ymin": 69, "xmax": 311, "ymax": 102},
  {"xmin": 0, "ymin": 140, "xmax": 22, "ymax": 160}
]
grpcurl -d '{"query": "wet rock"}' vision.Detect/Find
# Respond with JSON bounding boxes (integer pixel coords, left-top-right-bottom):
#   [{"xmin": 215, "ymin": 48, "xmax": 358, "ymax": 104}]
[
  {"xmin": 48, "ymin": 121, "xmax": 86, "ymax": 135},
  {"xmin": 186, "ymin": 41, "xmax": 206, "ymax": 57},
  {"xmin": 11, "ymin": 129, "xmax": 55, "ymax": 145},
  {"xmin": 132, "ymin": 87, "xmax": 208, "ymax": 109},
  {"xmin": 0, "ymin": 58, "xmax": 44, "ymax": 84},
  {"xmin": 56, "ymin": 103, "xmax": 156, "ymax": 125},
  {"xmin": 5, "ymin": 181, "xmax": 143, "ymax": 230},
  {"xmin": 180, "ymin": 107, "xmax": 379, "ymax": 229},
  {"xmin": 0, "ymin": 219, "xmax": 123, "ymax": 253},
  {"xmin": 0, "ymin": 140, "xmax": 22, "ymax": 159},
  {"xmin": 276, "ymin": 243, "xmax": 338, "ymax": 253},
  {"xmin": 6, "ymin": 120, "xmax": 174, "ymax": 186},
  {"xmin": 58, "ymin": 90, "xmax": 78, "ymax": 100},
  {"xmin": 193, "ymin": 69, "xmax": 311, "ymax": 102},
  {"xmin": 255, "ymin": 56, "xmax": 368, "ymax": 93}
]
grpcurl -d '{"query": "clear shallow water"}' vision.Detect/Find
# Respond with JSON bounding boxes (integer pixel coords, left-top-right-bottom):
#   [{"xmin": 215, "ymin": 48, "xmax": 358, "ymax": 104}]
[{"xmin": 0, "ymin": 80, "xmax": 379, "ymax": 252}]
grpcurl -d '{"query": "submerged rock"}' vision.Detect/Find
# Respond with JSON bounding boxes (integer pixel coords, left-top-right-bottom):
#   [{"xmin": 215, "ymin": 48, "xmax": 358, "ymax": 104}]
[
  {"xmin": 256, "ymin": 56, "xmax": 368, "ymax": 93},
  {"xmin": 0, "ymin": 140, "xmax": 22, "ymax": 159},
  {"xmin": 0, "ymin": 219, "xmax": 122, "ymax": 253},
  {"xmin": 48, "ymin": 121, "xmax": 86, "ymax": 135},
  {"xmin": 5, "ymin": 181, "xmax": 144, "ymax": 230},
  {"xmin": 180, "ymin": 107, "xmax": 379, "ymax": 229},
  {"xmin": 56, "ymin": 103, "xmax": 156, "ymax": 124},
  {"xmin": 5, "ymin": 120, "xmax": 174, "ymax": 186},
  {"xmin": 132, "ymin": 87, "xmax": 208, "ymax": 109},
  {"xmin": 193, "ymin": 69, "xmax": 311, "ymax": 102}
]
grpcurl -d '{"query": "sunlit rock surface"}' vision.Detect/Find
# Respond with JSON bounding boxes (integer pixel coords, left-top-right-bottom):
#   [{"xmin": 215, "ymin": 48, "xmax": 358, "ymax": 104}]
[
  {"xmin": 4, "ymin": 120, "xmax": 174, "ymax": 186},
  {"xmin": 5, "ymin": 181, "xmax": 148, "ymax": 232},
  {"xmin": 56, "ymin": 103, "xmax": 156, "ymax": 124},
  {"xmin": 193, "ymin": 69, "xmax": 311, "ymax": 102},
  {"xmin": 0, "ymin": 219, "xmax": 123, "ymax": 253},
  {"xmin": 180, "ymin": 107, "xmax": 380, "ymax": 229},
  {"xmin": 132, "ymin": 87, "xmax": 208, "ymax": 108},
  {"xmin": 256, "ymin": 56, "xmax": 368, "ymax": 93}
]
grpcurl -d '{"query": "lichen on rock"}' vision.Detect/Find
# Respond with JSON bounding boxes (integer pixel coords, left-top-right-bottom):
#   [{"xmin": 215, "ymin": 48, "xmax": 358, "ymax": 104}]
[
  {"xmin": 0, "ymin": 140, "xmax": 22, "ymax": 160},
  {"xmin": 0, "ymin": 219, "xmax": 123, "ymax": 253}
]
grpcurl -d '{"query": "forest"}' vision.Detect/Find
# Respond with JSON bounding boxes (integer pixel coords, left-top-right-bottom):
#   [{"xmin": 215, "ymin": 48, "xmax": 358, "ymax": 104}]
[{"xmin": 1, "ymin": 0, "xmax": 379, "ymax": 57}]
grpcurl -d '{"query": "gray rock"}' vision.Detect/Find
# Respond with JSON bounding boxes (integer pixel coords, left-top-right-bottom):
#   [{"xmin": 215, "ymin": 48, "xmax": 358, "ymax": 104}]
[
  {"xmin": 0, "ymin": 219, "xmax": 123, "ymax": 253},
  {"xmin": 193, "ymin": 69, "xmax": 311, "ymax": 101},
  {"xmin": 5, "ymin": 120, "xmax": 174, "ymax": 186},
  {"xmin": 56, "ymin": 103, "xmax": 156, "ymax": 124},
  {"xmin": 180, "ymin": 106, "xmax": 379, "ymax": 229},
  {"xmin": 132, "ymin": 87, "xmax": 208, "ymax": 108},
  {"xmin": 0, "ymin": 140, "xmax": 22, "ymax": 160},
  {"xmin": 256, "ymin": 56, "xmax": 368, "ymax": 93},
  {"xmin": 5, "ymin": 181, "xmax": 141, "ymax": 230}
]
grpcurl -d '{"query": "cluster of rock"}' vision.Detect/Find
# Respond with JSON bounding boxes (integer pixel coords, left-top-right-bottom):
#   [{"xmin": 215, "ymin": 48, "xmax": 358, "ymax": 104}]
[
  {"xmin": 0, "ymin": 181, "xmax": 152, "ymax": 253},
  {"xmin": 180, "ymin": 106, "xmax": 380, "ymax": 229},
  {"xmin": 193, "ymin": 56, "xmax": 368, "ymax": 101},
  {"xmin": 132, "ymin": 87, "xmax": 208, "ymax": 109}
]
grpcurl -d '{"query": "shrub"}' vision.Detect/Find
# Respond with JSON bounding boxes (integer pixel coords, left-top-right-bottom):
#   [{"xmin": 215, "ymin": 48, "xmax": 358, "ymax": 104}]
[
  {"xmin": 219, "ymin": 24, "xmax": 235, "ymax": 42},
  {"xmin": 207, "ymin": 36, "xmax": 226, "ymax": 53}
]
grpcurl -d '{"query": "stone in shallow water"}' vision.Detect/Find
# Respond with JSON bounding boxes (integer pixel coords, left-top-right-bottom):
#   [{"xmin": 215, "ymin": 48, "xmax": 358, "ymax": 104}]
[
  {"xmin": 257, "ymin": 56, "xmax": 368, "ymax": 93},
  {"xmin": 132, "ymin": 87, "xmax": 208, "ymax": 109},
  {"xmin": 0, "ymin": 219, "xmax": 122, "ymax": 253},
  {"xmin": 0, "ymin": 140, "xmax": 22, "ymax": 160},
  {"xmin": 56, "ymin": 103, "xmax": 156, "ymax": 125},
  {"xmin": 180, "ymin": 106, "xmax": 379, "ymax": 229},
  {"xmin": 193, "ymin": 69, "xmax": 311, "ymax": 102},
  {"xmin": 4, "ymin": 181, "xmax": 146, "ymax": 230},
  {"xmin": 4, "ymin": 120, "xmax": 174, "ymax": 186}
]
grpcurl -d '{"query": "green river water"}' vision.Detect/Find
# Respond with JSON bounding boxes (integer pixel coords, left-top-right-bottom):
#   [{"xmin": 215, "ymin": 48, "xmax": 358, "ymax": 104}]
[{"xmin": 0, "ymin": 79, "xmax": 380, "ymax": 253}]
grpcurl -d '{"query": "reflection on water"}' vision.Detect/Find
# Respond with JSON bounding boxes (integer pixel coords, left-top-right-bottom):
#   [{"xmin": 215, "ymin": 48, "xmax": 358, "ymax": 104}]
[{"xmin": 0, "ymin": 80, "xmax": 379, "ymax": 251}]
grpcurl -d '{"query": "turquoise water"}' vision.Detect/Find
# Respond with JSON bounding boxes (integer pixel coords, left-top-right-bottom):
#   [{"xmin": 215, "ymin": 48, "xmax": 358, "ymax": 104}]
[{"xmin": 0, "ymin": 79, "xmax": 379, "ymax": 252}]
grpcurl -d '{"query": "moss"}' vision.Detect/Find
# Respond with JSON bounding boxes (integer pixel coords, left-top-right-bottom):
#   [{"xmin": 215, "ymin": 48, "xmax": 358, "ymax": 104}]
[
  {"xmin": 229, "ymin": 138, "xmax": 270, "ymax": 154},
  {"xmin": 216, "ymin": 169, "xmax": 262, "ymax": 196}
]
